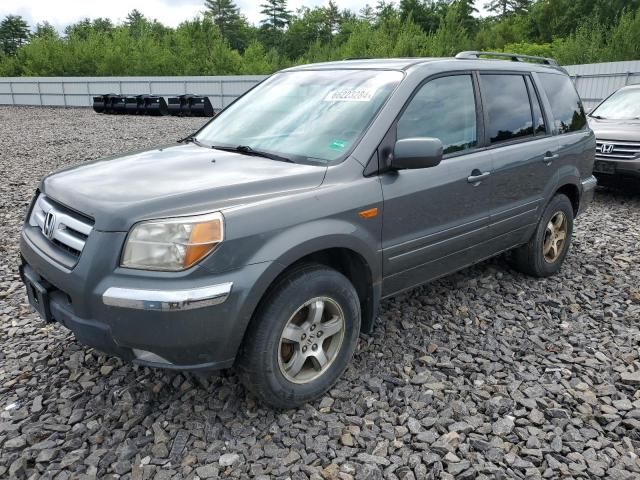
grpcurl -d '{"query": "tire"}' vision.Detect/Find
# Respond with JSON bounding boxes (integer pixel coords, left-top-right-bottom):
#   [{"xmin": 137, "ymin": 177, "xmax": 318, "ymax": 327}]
[
  {"xmin": 236, "ymin": 264, "xmax": 361, "ymax": 409},
  {"xmin": 510, "ymin": 193, "xmax": 574, "ymax": 278}
]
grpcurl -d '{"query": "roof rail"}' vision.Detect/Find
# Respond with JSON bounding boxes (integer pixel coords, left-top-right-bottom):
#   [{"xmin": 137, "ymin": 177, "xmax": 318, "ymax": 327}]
[{"xmin": 456, "ymin": 51, "xmax": 559, "ymax": 66}]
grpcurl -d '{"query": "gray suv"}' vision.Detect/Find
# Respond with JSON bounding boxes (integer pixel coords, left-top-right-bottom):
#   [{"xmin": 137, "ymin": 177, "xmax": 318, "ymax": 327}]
[
  {"xmin": 588, "ymin": 84, "xmax": 640, "ymax": 186},
  {"xmin": 20, "ymin": 52, "xmax": 596, "ymax": 408}
]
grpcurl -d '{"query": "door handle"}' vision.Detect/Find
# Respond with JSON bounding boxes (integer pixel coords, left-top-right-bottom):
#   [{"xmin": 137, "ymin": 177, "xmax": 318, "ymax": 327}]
[
  {"xmin": 467, "ymin": 171, "xmax": 491, "ymax": 184},
  {"xmin": 543, "ymin": 152, "xmax": 559, "ymax": 164}
]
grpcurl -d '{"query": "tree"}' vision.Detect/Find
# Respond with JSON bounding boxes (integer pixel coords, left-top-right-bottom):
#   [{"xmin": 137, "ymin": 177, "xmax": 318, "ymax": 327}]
[
  {"xmin": 453, "ymin": 0, "xmax": 479, "ymax": 34},
  {"xmin": 359, "ymin": 4, "xmax": 377, "ymax": 24},
  {"xmin": 375, "ymin": 1, "xmax": 398, "ymax": 23},
  {"xmin": 125, "ymin": 9, "xmax": 148, "ymax": 37},
  {"xmin": 399, "ymin": 0, "xmax": 442, "ymax": 33},
  {"xmin": 260, "ymin": 0, "xmax": 291, "ymax": 31},
  {"xmin": 323, "ymin": 1, "xmax": 341, "ymax": 35},
  {"xmin": 204, "ymin": 0, "xmax": 249, "ymax": 50},
  {"xmin": 205, "ymin": 0, "xmax": 240, "ymax": 37},
  {"xmin": 0, "ymin": 15, "xmax": 30, "ymax": 55},
  {"xmin": 485, "ymin": 0, "xmax": 531, "ymax": 17},
  {"xmin": 32, "ymin": 22, "xmax": 58, "ymax": 39},
  {"xmin": 92, "ymin": 18, "xmax": 114, "ymax": 34}
]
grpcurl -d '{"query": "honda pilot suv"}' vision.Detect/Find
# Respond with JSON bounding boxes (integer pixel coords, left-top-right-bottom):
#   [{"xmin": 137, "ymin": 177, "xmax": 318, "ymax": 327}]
[
  {"xmin": 588, "ymin": 84, "xmax": 640, "ymax": 187},
  {"xmin": 20, "ymin": 52, "xmax": 596, "ymax": 408}
]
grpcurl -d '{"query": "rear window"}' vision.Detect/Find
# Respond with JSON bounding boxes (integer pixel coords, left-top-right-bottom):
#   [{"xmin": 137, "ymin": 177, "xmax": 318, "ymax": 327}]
[
  {"xmin": 481, "ymin": 74, "xmax": 534, "ymax": 144},
  {"xmin": 538, "ymin": 73, "xmax": 587, "ymax": 134}
]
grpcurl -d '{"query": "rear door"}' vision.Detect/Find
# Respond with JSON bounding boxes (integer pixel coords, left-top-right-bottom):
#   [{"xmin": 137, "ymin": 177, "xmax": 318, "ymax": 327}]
[
  {"xmin": 480, "ymin": 72, "xmax": 560, "ymax": 249},
  {"xmin": 380, "ymin": 73, "xmax": 494, "ymax": 296}
]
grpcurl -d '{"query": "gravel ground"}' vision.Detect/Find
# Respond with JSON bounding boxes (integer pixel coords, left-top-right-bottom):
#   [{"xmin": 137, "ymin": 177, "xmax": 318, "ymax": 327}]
[{"xmin": 1, "ymin": 106, "xmax": 640, "ymax": 480}]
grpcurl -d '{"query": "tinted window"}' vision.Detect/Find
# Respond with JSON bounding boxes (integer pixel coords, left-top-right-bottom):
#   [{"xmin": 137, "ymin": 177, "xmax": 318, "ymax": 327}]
[
  {"xmin": 482, "ymin": 74, "xmax": 534, "ymax": 144},
  {"xmin": 397, "ymin": 75, "xmax": 477, "ymax": 155},
  {"xmin": 526, "ymin": 77, "xmax": 546, "ymax": 135},
  {"xmin": 539, "ymin": 73, "xmax": 587, "ymax": 134}
]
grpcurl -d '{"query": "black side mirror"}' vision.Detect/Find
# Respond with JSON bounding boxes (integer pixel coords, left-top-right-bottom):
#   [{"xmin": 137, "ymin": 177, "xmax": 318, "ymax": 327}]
[{"xmin": 391, "ymin": 137, "xmax": 443, "ymax": 170}]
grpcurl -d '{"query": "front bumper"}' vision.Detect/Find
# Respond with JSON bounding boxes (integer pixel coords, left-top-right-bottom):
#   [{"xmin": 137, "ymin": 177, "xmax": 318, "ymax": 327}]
[
  {"xmin": 20, "ymin": 227, "xmax": 270, "ymax": 371},
  {"xmin": 593, "ymin": 157, "xmax": 640, "ymax": 182}
]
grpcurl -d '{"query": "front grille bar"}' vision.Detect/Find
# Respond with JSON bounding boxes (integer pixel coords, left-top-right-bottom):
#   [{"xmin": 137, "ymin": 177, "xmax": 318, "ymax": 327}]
[
  {"xmin": 596, "ymin": 141, "xmax": 640, "ymax": 161},
  {"xmin": 29, "ymin": 195, "xmax": 93, "ymax": 255}
]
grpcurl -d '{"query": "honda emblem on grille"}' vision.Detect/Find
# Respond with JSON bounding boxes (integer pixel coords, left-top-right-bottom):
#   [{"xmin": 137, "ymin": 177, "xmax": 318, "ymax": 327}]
[
  {"xmin": 601, "ymin": 143, "xmax": 615, "ymax": 154},
  {"xmin": 42, "ymin": 211, "xmax": 57, "ymax": 239}
]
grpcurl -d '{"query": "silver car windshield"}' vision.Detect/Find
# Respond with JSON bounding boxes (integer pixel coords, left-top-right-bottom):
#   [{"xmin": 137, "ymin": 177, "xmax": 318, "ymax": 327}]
[
  {"xmin": 591, "ymin": 88, "xmax": 640, "ymax": 120},
  {"xmin": 196, "ymin": 69, "xmax": 404, "ymax": 163}
]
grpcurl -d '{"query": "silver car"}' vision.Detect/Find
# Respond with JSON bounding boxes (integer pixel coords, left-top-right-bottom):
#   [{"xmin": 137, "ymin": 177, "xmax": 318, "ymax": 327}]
[{"xmin": 589, "ymin": 84, "xmax": 640, "ymax": 186}]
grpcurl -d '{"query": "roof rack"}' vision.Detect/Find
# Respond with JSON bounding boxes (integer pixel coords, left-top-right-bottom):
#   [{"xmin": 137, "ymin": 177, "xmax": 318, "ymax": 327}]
[{"xmin": 455, "ymin": 51, "xmax": 559, "ymax": 66}]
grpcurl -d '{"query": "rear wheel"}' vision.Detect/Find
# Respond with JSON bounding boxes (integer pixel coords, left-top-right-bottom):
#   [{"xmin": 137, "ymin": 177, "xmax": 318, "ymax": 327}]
[
  {"xmin": 237, "ymin": 265, "xmax": 360, "ymax": 409},
  {"xmin": 510, "ymin": 193, "xmax": 574, "ymax": 277}
]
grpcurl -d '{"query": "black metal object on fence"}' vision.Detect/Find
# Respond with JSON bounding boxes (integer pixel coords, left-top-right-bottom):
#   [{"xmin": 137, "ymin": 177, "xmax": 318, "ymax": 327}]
[
  {"xmin": 142, "ymin": 95, "xmax": 168, "ymax": 116},
  {"xmin": 125, "ymin": 95, "xmax": 144, "ymax": 115},
  {"xmin": 92, "ymin": 95, "xmax": 106, "ymax": 113},
  {"xmin": 111, "ymin": 95, "xmax": 127, "ymax": 114},
  {"xmin": 167, "ymin": 94, "xmax": 215, "ymax": 117},
  {"xmin": 189, "ymin": 96, "xmax": 215, "ymax": 117},
  {"xmin": 93, "ymin": 93, "xmax": 201, "ymax": 117},
  {"xmin": 167, "ymin": 95, "xmax": 183, "ymax": 116}
]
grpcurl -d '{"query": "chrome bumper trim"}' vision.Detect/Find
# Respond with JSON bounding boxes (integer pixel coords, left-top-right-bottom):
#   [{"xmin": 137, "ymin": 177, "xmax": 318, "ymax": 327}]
[
  {"xmin": 102, "ymin": 282, "xmax": 233, "ymax": 311},
  {"xmin": 582, "ymin": 175, "xmax": 598, "ymax": 192},
  {"xmin": 132, "ymin": 349, "xmax": 174, "ymax": 365},
  {"xmin": 579, "ymin": 175, "xmax": 597, "ymax": 215}
]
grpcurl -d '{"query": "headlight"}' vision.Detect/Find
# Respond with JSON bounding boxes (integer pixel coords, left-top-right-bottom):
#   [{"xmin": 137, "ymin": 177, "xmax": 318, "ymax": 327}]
[{"xmin": 121, "ymin": 212, "xmax": 224, "ymax": 271}]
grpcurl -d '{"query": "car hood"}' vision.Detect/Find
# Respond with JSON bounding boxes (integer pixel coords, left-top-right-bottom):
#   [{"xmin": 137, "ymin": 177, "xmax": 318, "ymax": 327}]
[
  {"xmin": 42, "ymin": 143, "xmax": 327, "ymax": 231},
  {"xmin": 588, "ymin": 117, "xmax": 640, "ymax": 142}
]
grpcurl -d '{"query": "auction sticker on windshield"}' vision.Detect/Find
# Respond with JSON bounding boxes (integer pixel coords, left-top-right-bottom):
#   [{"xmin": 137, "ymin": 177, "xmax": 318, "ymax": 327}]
[{"xmin": 324, "ymin": 88, "xmax": 376, "ymax": 102}]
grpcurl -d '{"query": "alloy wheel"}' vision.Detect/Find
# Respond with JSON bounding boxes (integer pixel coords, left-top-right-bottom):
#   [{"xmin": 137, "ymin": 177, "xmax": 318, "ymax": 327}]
[
  {"xmin": 543, "ymin": 211, "xmax": 568, "ymax": 263},
  {"xmin": 278, "ymin": 297, "xmax": 345, "ymax": 384}
]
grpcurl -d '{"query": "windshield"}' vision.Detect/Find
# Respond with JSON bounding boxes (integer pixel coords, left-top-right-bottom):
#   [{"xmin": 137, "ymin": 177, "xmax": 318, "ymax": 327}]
[
  {"xmin": 591, "ymin": 88, "xmax": 640, "ymax": 120},
  {"xmin": 195, "ymin": 69, "xmax": 403, "ymax": 163}
]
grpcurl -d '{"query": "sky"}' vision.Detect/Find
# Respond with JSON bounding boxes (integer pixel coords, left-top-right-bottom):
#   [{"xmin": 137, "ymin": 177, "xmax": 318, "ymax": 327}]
[{"xmin": 0, "ymin": 0, "xmax": 378, "ymax": 31}]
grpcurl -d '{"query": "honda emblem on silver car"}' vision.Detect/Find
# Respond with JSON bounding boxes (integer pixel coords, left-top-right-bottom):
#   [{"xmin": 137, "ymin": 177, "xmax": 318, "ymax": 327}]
[
  {"xmin": 601, "ymin": 143, "xmax": 615, "ymax": 154},
  {"xmin": 42, "ymin": 211, "xmax": 57, "ymax": 239}
]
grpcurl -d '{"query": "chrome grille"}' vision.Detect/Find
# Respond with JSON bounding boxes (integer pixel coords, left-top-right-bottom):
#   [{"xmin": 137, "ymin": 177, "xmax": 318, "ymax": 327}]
[
  {"xmin": 29, "ymin": 195, "xmax": 93, "ymax": 256},
  {"xmin": 596, "ymin": 140, "xmax": 640, "ymax": 161}
]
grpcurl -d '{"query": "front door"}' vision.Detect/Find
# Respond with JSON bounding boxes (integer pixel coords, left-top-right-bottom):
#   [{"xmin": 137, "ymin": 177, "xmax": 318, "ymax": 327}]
[{"xmin": 381, "ymin": 73, "xmax": 494, "ymax": 296}]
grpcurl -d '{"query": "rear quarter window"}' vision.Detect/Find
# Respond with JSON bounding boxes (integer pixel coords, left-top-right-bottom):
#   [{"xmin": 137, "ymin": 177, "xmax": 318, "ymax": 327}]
[{"xmin": 538, "ymin": 73, "xmax": 587, "ymax": 134}]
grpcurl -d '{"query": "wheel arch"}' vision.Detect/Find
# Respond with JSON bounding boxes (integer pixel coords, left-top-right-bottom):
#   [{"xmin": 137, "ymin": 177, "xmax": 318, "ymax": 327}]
[
  {"xmin": 233, "ymin": 240, "xmax": 381, "ymax": 366},
  {"xmin": 555, "ymin": 182, "xmax": 580, "ymax": 217}
]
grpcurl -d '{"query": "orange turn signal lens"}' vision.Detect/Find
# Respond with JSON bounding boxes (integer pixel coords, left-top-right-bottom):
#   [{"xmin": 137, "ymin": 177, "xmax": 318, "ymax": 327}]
[
  {"xmin": 183, "ymin": 218, "xmax": 223, "ymax": 268},
  {"xmin": 358, "ymin": 207, "xmax": 379, "ymax": 219}
]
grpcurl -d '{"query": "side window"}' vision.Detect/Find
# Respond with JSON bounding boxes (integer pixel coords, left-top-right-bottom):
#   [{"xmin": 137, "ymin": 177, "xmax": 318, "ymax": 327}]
[
  {"xmin": 481, "ymin": 74, "xmax": 534, "ymax": 144},
  {"xmin": 526, "ymin": 77, "xmax": 546, "ymax": 135},
  {"xmin": 538, "ymin": 73, "xmax": 587, "ymax": 134},
  {"xmin": 397, "ymin": 75, "xmax": 477, "ymax": 155}
]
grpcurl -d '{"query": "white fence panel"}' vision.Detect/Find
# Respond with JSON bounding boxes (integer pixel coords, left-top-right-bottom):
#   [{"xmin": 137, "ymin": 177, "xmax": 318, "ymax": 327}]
[
  {"xmin": 565, "ymin": 61, "xmax": 640, "ymax": 110},
  {"xmin": 0, "ymin": 75, "xmax": 267, "ymax": 108}
]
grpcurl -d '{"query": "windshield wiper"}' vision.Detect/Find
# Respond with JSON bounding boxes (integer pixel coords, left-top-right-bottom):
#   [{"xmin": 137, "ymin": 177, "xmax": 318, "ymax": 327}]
[
  {"xmin": 211, "ymin": 145, "xmax": 294, "ymax": 163},
  {"xmin": 179, "ymin": 135, "xmax": 210, "ymax": 148},
  {"xmin": 590, "ymin": 114, "xmax": 606, "ymax": 120}
]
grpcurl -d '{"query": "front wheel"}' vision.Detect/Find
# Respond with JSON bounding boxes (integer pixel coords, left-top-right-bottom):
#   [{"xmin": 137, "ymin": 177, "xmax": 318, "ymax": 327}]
[
  {"xmin": 510, "ymin": 193, "xmax": 574, "ymax": 277},
  {"xmin": 236, "ymin": 265, "xmax": 361, "ymax": 409}
]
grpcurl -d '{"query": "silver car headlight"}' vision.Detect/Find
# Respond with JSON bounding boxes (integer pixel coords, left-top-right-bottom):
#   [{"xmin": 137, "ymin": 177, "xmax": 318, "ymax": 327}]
[{"xmin": 121, "ymin": 212, "xmax": 224, "ymax": 271}]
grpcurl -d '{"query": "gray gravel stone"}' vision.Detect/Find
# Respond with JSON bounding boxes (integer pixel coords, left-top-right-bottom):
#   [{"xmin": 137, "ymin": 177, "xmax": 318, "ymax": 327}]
[{"xmin": 218, "ymin": 452, "xmax": 240, "ymax": 467}]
